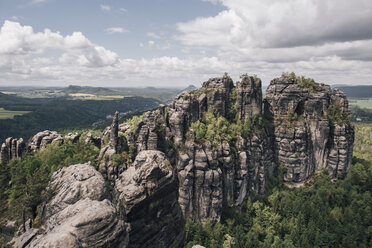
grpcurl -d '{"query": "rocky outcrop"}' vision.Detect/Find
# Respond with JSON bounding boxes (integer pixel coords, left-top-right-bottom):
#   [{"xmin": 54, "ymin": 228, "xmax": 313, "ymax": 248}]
[
  {"xmin": 14, "ymin": 162, "xmax": 129, "ymax": 248},
  {"xmin": 28, "ymin": 130, "xmax": 82, "ymax": 153},
  {"xmin": 98, "ymin": 111, "xmax": 128, "ymax": 181},
  {"xmin": 85, "ymin": 132, "xmax": 101, "ymax": 148},
  {"xmin": 64, "ymin": 132, "xmax": 81, "ymax": 143},
  {"xmin": 41, "ymin": 162, "xmax": 109, "ymax": 219},
  {"xmin": 0, "ymin": 131, "xmax": 82, "ymax": 165},
  {"xmin": 264, "ymin": 76, "xmax": 354, "ymax": 182},
  {"xmin": 14, "ymin": 153, "xmax": 184, "ymax": 248},
  {"xmin": 99, "ymin": 74, "xmax": 353, "ymax": 223},
  {"xmin": 96, "ymin": 75, "xmax": 275, "ymax": 223},
  {"xmin": 0, "ymin": 137, "xmax": 25, "ymax": 165},
  {"xmin": 28, "ymin": 199, "xmax": 128, "ymax": 248},
  {"xmin": 115, "ymin": 150, "xmax": 184, "ymax": 248},
  {"xmin": 28, "ymin": 130, "xmax": 63, "ymax": 153}
]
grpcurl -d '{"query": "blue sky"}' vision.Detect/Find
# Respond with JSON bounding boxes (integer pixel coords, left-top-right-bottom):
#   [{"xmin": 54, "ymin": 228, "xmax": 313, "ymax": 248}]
[{"xmin": 0, "ymin": 0, "xmax": 372, "ymax": 87}]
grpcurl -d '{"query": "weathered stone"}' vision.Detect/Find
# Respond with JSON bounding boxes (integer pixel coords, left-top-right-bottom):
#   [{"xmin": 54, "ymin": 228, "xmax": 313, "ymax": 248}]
[
  {"xmin": 41, "ymin": 162, "xmax": 108, "ymax": 219},
  {"xmin": 85, "ymin": 132, "xmax": 101, "ymax": 148},
  {"xmin": 13, "ymin": 163, "xmax": 128, "ymax": 248},
  {"xmin": 115, "ymin": 150, "xmax": 184, "ymax": 248},
  {"xmin": 0, "ymin": 137, "xmax": 26, "ymax": 165},
  {"xmin": 264, "ymin": 75, "xmax": 354, "ymax": 182},
  {"xmin": 64, "ymin": 133, "xmax": 81, "ymax": 143},
  {"xmin": 29, "ymin": 199, "xmax": 128, "ymax": 248}
]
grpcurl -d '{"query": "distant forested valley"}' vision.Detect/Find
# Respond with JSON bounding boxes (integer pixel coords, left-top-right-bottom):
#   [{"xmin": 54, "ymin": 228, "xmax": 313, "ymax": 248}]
[{"xmin": 0, "ymin": 92, "xmax": 160, "ymax": 143}]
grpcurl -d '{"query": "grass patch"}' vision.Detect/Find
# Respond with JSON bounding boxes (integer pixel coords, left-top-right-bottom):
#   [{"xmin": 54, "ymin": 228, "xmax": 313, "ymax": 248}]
[{"xmin": 0, "ymin": 108, "xmax": 31, "ymax": 119}]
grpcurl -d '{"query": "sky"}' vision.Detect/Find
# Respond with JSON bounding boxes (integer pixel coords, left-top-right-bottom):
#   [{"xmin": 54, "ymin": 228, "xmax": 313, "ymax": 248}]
[{"xmin": 0, "ymin": 0, "xmax": 372, "ymax": 88}]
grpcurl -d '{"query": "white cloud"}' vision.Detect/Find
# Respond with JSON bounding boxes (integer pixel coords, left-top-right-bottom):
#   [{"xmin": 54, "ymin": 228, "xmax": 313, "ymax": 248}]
[
  {"xmin": 148, "ymin": 40, "xmax": 155, "ymax": 47},
  {"xmin": 2, "ymin": 13, "xmax": 372, "ymax": 88},
  {"xmin": 0, "ymin": 21, "xmax": 118, "ymax": 70},
  {"xmin": 173, "ymin": 0, "xmax": 372, "ymax": 85},
  {"xmin": 30, "ymin": 0, "xmax": 48, "ymax": 4},
  {"xmin": 139, "ymin": 40, "xmax": 171, "ymax": 51},
  {"xmin": 100, "ymin": 5, "xmax": 111, "ymax": 12},
  {"xmin": 177, "ymin": 0, "xmax": 372, "ymax": 49},
  {"xmin": 119, "ymin": 8, "xmax": 128, "ymax": 13},
  {"xmin": 104, "ymin": 27, "xmax": 127, "ymax": 34},
  {"xmin": 0, "ymin": 21, "xmax": 223, "ymax": 87},
  {"xmin": 147, "ymin": 32, "xmax": 161, "ymax": 39}
]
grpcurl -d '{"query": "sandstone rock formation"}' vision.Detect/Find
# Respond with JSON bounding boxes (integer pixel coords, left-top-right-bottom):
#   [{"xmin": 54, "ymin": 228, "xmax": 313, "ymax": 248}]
[
  {"xmin": 15, "ymin": 162, "xmax": 128, "ymax": 248},
  {"xmin": 84, "ymin": 132, "xmax": 101, "ymax": 148},
  {"xmin": 264, "ymin": 75, "xmax": 354, "ymax": 182},
  {"xmin": 115, "ymin": 150, "xmax": 184, "ymax": 248},
  {"xmin": 0, "ymin": 137, "xmax": 25, "ymax": 165},
  {"xmin": 14, "ymin": 153, "xmax": 185, "ymax": 248},
  {"xmin": 28, "ymin": 130, "xmax": 63, "ymax": 153},
  {"xmin": 98, "ymin": 111, "xmax": 129, "ymax": 181},
  {"xmin": 0, "ymin": 131, "xmax": 82, "ymax": 165},
  {"xmin": 98, "ymin": 74, "xmax": 353, "ymax": 223}
]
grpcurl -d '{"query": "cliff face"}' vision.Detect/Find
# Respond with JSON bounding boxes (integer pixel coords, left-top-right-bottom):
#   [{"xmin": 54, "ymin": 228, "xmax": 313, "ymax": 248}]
[
  {"xmin": 6, "ymin": 73, "xmax": 354, "ymax": 248},
  {"xmin": 264, "ymin": 76, "xmax": 354, "ymax": 182},
  {"xmin": 103, "ymin": 74, "xmax": 353, "ymax": 223}
]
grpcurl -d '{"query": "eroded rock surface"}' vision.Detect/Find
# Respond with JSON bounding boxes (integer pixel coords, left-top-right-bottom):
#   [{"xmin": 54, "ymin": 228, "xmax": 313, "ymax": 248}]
[
  {"xmin": 28, "ymin": 130, "xmax": 63, "ymax": 153},
  {"xmin": 41, "ymin": 162, "xmax": 108, "ymax": 218},
  {"xmin": 264, "ymin": 76, "xmax": 354, "ymax": 182},
  {"xmin": 14, "ymin": 162, "xmax": 128, "ymax": 248},
  {"xmin": 0, "ymin": 131, "xmax": 82, "ymax": 165},
  {"xmin": 0, "ymin": 137, "xmax": 25, "ymax": 165},
  {"xmin": 102, "ymin": 74, "xmax": 353, "ymax": 223},
  {"xmin": 115, "ymin": 150, "xmax": 185, "ymax": 248}
]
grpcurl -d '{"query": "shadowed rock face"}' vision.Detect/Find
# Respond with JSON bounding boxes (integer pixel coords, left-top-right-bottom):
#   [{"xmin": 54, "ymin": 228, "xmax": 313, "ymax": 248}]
[
  {"xmin": 28, "ymin": 130, "xmax": 64, "ymax": 153},
  {"xmin": 115, "ymin": 150, "xmax": 184, "ymax": 248}
]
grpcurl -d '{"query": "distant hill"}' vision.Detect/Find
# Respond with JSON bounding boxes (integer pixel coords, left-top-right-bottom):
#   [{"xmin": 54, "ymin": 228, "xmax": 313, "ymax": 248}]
[
  {"xmin": 65, "ymin": 85, "xmax": 117, "ymax": 95},
  {"xmin": 183, "ymin": 84, "xmax": 197, "ymax": 91},
  {"xmin": 333, "ymin": 85, "xmax": 372, "ymax": 98}
]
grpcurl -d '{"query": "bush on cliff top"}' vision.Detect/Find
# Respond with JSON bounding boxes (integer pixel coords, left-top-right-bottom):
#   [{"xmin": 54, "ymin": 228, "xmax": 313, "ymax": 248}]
[
  {"xmin": 281, "ymin": 72, "xmax": 319, "ymax": 92},
  {"xmin": 189, "ymin": 109, "xmax": 239, "ymax": 148},
  {"xmin": 328, "ymin": 102, "xmax": 350, "ymax": 126}
]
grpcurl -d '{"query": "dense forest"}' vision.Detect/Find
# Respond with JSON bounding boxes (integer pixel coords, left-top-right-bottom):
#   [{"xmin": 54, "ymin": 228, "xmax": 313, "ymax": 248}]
[{"xmin": 0, "ymin": 92, "xmax": 160, "ymax": 143}]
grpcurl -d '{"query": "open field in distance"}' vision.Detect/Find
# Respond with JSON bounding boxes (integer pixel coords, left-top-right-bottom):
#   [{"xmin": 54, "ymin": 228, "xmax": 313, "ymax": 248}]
[
  {"xmin": 349, "ymin": 98, "xmax": 372, "ymax": 110},
  {"xmin": 0, "ymin": 107, "xmax": 31, "ymax": 119},
  {"xmin": 69, "ymin": 93, "xmax": 125, "ymax": 100}
]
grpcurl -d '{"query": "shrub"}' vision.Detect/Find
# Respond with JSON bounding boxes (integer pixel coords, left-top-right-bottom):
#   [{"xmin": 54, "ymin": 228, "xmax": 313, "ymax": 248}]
[
  {"xmin": 281, "ymin": 72, "xmax": 319, "ymax": 92},
  {"xmin": 328, "ymin": 103, "xmax": 349, "ymax": 125}
]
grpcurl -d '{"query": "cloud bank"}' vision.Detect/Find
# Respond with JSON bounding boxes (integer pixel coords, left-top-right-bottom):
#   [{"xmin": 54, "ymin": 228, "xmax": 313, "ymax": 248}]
[
  {"xmin": 1, "ymin": 0, "xmax": 372, "ymax": 87},
  {"xmin": 177, "ymin": 0, "xmax": 372, "ymax": 84},
  {"xmin": 0, "ymin": 21, "xmax": 225, "ymax": 86}
]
